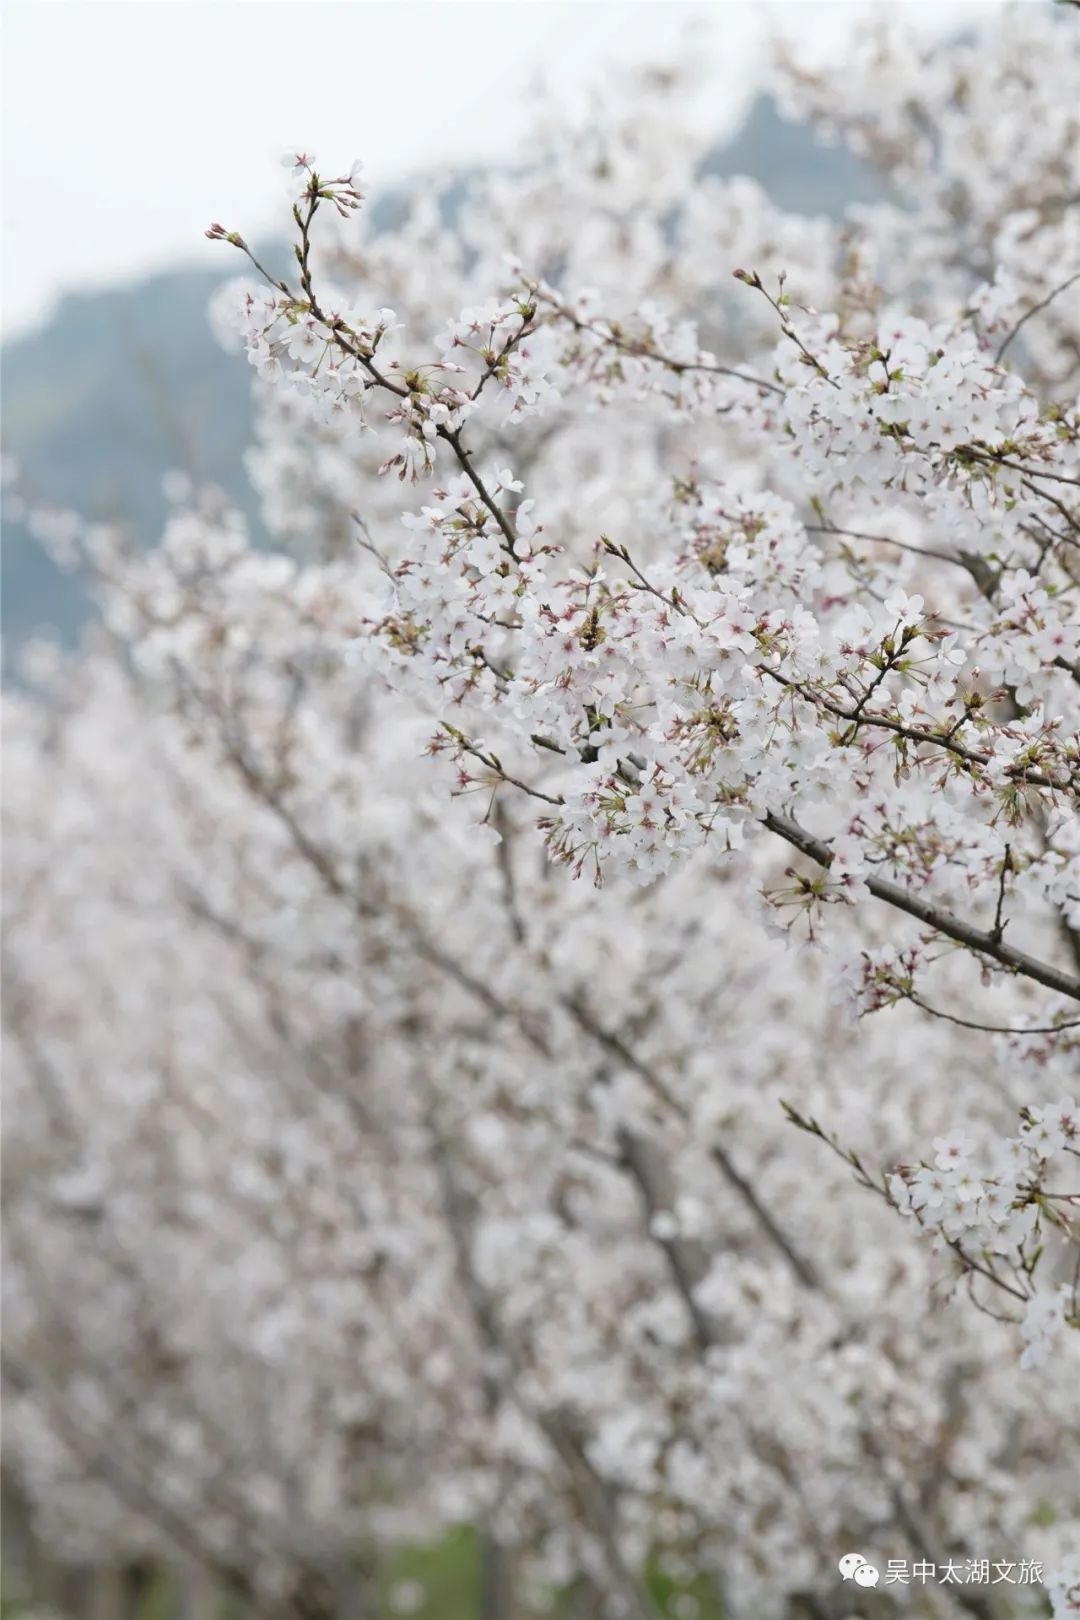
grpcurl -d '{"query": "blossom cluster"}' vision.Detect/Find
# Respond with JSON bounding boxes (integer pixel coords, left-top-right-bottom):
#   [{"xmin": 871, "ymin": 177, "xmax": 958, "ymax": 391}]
[
  {"xmin": 5, "ymin": 12, "xmax": 1080, "ymax": 1619},
  {"xmin": 891, "ymin": 1100, "xmax": 1080, "ymax": 1370}
]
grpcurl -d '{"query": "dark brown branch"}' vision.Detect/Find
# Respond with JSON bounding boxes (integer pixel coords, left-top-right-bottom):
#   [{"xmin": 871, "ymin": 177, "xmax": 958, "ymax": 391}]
[
  {"xmin": 763, "ymin": 809, "xmax": 1080, "ymax": 1001},
  {"xmin": 906, "ymin": 992, "xmax": 1080, "ymax": 1036},
  {"xmin": 536, "ymin": 289, "xmax": 785, "ymax": 397},
  {"xmin": 763, "ymin": 669, "xmax": 1075, "ymax": 797}
]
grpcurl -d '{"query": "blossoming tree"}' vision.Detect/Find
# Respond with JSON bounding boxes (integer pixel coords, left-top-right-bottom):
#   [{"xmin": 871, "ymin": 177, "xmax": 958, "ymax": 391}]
[{"xmin": 4, "ymin": 9, "xmax": 1080, "ymax": 1619}]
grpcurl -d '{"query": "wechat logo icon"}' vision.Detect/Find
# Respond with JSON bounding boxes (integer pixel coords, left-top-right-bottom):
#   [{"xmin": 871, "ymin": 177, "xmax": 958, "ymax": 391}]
[{"xmin": 838, "ymin": 1552, "xmax": 880, "ymax": 1588}]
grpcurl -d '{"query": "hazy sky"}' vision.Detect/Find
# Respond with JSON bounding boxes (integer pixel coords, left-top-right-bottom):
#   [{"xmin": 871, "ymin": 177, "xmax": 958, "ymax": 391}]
[{"xmin": 3, "ymin": 0, "xmax": 1013, "ymax": 339}]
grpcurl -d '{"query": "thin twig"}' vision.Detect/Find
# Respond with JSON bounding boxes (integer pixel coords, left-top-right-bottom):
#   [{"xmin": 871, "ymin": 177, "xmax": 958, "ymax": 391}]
[{"xmin": 995, "ymin": 269, "xmax": 1080, "ymax": 364}]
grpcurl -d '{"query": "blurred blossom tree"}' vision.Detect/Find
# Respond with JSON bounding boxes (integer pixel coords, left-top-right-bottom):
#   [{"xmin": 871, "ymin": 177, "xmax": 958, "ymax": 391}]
[{"xmin": 4, "ymin": 10, "xmax": 1080, "ymax": 1620}]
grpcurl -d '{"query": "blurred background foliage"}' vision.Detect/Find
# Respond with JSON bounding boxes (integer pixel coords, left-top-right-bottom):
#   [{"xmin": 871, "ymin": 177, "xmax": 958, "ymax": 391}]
[
  {"xmin": 0, "ymin": 88, "xmax": 875, "ymax": 1620},
  {"xmin": 2, "ymin": 1491, "xmax": 728, "ymax": 1620}
]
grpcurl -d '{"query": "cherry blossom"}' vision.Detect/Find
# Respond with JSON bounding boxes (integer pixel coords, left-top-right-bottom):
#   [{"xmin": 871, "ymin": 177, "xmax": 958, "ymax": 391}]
[{"xmin": 6, "ymin": 11, "xmax": 1080, "ymax": 1618}]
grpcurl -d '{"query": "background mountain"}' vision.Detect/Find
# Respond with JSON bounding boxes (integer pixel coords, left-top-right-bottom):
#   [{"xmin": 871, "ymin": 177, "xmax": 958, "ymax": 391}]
[{"xmin": 1, "ymin": 98, "xmax": 880, "ymax": 655}]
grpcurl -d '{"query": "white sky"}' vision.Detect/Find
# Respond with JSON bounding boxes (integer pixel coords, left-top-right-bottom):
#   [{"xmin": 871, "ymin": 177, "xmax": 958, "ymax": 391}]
[{"xmin": 3, "ymin": 0, "xmax": 1015, "ymax": 339}]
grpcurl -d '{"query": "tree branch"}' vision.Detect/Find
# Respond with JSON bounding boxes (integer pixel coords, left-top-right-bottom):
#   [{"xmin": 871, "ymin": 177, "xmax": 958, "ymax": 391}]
[{"xmin": 763, "ymin": 809, "xmax": 1080, "ymax": 1001}]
